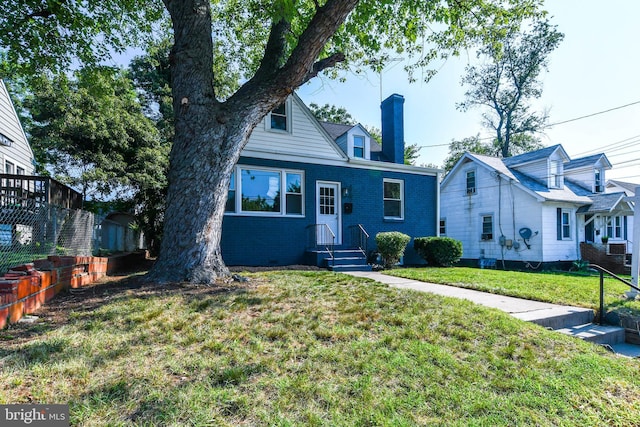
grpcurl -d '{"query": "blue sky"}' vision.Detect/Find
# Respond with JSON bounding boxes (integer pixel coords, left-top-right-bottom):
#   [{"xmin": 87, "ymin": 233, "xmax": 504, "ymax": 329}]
[{"xmin": 297, "ymin": 0, "xmax": 640, "ymax": 183}]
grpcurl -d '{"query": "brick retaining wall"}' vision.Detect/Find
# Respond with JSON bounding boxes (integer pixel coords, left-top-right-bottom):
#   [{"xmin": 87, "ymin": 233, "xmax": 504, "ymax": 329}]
[{"xmin": 0, "ymin": 252, "xmax": 146, "ymax": 329}]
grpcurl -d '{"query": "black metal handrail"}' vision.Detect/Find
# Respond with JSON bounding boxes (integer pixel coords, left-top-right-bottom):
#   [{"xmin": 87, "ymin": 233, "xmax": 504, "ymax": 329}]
[
  {"xmin": 589, "ymin": 264, "xmax": 640, "ymax": 325},
  {"xmin": 307, "ymin": 224, "xmax": 335, "ymax": 266},
  {"xmin": 349, "ymin": 224, "xmax": 369, "ymax": 257}
]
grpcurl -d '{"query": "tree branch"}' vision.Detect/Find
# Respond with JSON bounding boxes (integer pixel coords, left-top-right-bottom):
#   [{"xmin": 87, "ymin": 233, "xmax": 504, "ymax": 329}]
[
  {"xmin": 301, "ymin": 52, "xmax": 345, "ymax": 83},
  {"xmin": 253, "ymin": 18, "xmax": 292, "ymax": 81}
]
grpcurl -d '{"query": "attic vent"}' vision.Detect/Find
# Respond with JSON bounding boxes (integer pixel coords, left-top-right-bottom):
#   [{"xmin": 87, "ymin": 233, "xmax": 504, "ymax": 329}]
[{"xmin": 0, "ymin": 132, "xmax": 13, "ymax": 147}]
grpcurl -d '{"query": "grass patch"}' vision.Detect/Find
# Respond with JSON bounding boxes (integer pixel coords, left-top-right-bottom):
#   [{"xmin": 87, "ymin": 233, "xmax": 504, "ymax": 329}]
[
  {"xmin": 387, "ymin": 267, "xmax": 640, "ymax": 314},
  {"xmin": 0, "ymin": 270, "xmax": 639, "ymax": 425}
]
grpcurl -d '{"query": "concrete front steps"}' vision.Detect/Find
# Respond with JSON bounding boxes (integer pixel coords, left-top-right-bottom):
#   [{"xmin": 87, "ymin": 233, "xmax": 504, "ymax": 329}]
[
  {"xmin": 518, "ymin": 306, "xmax": 637, "ymax": 355},
  {"xmin": 325, "ymin": 249, "xmax": 371, "ymax": 272}
]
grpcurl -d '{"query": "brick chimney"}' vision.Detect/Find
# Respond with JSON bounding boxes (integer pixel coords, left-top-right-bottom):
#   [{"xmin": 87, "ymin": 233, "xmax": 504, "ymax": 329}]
[{"xmin": 381, "ymin": 94, "xmax": 405, "ymax": 164}]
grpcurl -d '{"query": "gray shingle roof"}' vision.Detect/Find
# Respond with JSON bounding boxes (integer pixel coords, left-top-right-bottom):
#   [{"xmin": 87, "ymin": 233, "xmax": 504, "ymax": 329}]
[
  {"xmin": 607, "ymin": 180, "xmax": 639, "ymax": 194},
  {"xmin": 565, "ymin": 153, "xmax": 607, "ymax": 170},
  {"xmin": 319, "ymin": 122, "xmax": 354, "ymax": 140},
  {"xmin": 502, "ymin": 144, "xmax": 564, "ymax": 167},
  {"xmin": 467, "ymin": 151, "xmax": 592, "ymax": 204},
  {"xmin": 576, "ymin": 192, "xmax": 628, "ymax": 214}
]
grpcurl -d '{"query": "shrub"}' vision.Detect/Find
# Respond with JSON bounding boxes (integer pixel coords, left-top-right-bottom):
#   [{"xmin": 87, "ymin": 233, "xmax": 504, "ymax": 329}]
[
  {"xmin": 375, "ymin": 232, "xmax": 411, "ymax": 268},
  {"xmin": 414, "ymin": 236, "xmax": 463, "ymax": 267}
]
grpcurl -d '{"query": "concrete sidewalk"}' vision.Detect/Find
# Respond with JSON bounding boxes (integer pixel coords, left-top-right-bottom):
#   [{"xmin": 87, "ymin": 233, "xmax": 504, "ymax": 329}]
[{"xmin": 344, "ymin": 270, "xmax": 640, "ymax": 358}]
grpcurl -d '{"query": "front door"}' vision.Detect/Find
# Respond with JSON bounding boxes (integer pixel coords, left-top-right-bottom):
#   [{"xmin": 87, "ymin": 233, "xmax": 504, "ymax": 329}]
[
  {"xmin": 316, "ymin": 181, "xmax": 341, "ymax": 245},
  {"xmin": 585, "ymin": 214, "xmax": 595, "ymax": 243}
]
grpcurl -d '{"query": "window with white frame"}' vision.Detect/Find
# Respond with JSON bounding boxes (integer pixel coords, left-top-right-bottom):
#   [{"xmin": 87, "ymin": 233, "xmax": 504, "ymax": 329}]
[
  {"xmin": 561, "ymin": 209, "xmax": 571, "ymax": 239},
  {"xmin": 268, "ymin": 102, "xmax": 290, "ymax": 132},
  {"xmin": 383, "ymin": 178, "xmax": 404, "ymax": 219},
  {"xmin": 549, "ymin": 160, "xmax": 562, "ymax": 188},
  {"xmin": 481, "ymin": 215, "xmax": 493, "ymax": 240},
  {"xmin": 594, "ymin": 169, "xmax": 604, "ymax": 192},
  {"xmin": 226, "ymin": 166, "xmax": 303, "ymax": 216},
  {"xmin": 466, "ymin": 170, "xmax": 476, "ymax": 195},
  {"xmin": 605, "ymin": 216, "xmax": 623, "ymax": 239},
  {"xmin": 16, "ymin": 166, "xmax": 24, "ymax": 175},
  {"xmin": 5, "ymin": 161, "xmax": 14, "ymax": 175},
  {"xmin": 225, "ymin": 172, "xmax": 236, "ymax": 212},
  {"xmin": 439, "ymin": 218, "xmax": 446, "ymax": 236},
  {"xmin": 353, "ymin": 135, "xmax": 365, "ymax": 158}
]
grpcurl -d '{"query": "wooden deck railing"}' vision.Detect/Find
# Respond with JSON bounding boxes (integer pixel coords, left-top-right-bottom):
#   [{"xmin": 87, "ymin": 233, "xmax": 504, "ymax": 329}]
[{"xmin": 0, "ymin": 174, "xmax": 82, "ymax": 210}]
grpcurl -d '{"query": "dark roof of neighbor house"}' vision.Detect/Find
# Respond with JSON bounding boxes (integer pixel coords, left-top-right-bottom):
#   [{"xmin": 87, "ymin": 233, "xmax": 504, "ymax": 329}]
[
  {"xmin": 608, "ymin": 180, "xmax": 639, "ymax": 194},
  {"xmin": 320, "ymin": 121, "xmax": 354, "ymax": 140},
  {"xmin": 565, "ymin": 153, "xmax": 609, "ymax": 170},
  {"xmin": 502, "ymin": 144, "xmax": 564, "ymax": 167},
  {"xmin": 319, "ymin": 121, "xmax": 383, "ymax": 153},
  {"xmin": 576, "ymin": 192, "xmax": 629, "ymax": 214}
]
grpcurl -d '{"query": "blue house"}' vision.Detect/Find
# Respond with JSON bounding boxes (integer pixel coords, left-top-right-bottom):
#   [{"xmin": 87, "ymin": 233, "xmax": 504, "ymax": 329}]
[{"xmin": 221, "ymin": 93, "xmax": 441, "ymax": 270}]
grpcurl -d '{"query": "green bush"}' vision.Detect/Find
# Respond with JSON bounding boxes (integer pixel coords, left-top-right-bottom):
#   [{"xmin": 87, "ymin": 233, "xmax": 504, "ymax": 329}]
[
  {"xmin": 375, "ymin": 232, "xmax": 411, "ymax": 268},
  {"xmin": 414, "ymin": 236, "xmax": 463, "ymax": 267}
]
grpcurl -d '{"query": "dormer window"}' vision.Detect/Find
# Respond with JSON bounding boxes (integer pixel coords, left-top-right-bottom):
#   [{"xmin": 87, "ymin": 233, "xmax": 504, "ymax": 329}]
[
  {"xmin": 594, "ymin": 169, "xmax": 604, "ymax": 192},
  {"xmin": 353, "ymin": 135, "xmax": 365, "ymax": 158},
  {"xmin": 549, "ymin": 160, "xmax": 562, "ymax": 189}
]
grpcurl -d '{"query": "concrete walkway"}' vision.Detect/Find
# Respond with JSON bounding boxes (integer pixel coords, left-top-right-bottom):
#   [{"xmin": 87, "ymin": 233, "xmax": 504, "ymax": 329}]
[{"xmin": 345, "ymin": 271, "xmax": 640, "ymax": 358}]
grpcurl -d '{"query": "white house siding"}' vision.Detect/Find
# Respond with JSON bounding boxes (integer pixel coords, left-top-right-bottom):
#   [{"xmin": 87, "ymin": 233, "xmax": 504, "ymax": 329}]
[
  {"xmin": 441, "ymin": 160, "xmax": 544, "ymax": 262},
  {"xmin": 0, "ymin": 80, "xmax": 35, "ymax": 175},
  {"xmin": 512, "ymin": 160, "xmax": 549, "ymax": 186},
  {"xmin": 244, "ymin": 95, "xmax": 345, "ymax": 161},
  {"xmin": 540, "ymin": 203, "xmax": 580, "ymax": 262},
  {"xmin": 565, "ymin": 168, "xmax": 597, "ymax": 191}
]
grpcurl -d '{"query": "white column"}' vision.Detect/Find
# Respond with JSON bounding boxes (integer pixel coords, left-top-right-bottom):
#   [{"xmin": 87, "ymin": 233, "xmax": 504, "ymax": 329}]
[{"xmin": 626, "ymin": 186, "xmax": 640, "ymax": 299}]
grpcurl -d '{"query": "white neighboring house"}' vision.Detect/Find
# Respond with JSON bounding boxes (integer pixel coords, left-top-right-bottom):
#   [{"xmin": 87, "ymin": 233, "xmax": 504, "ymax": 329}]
[
  {"xmin": 0, "ymin": 80, "xmax": 35, "ymax": 176},
  {"xmin": 440, "ymin": 144, "xmax": 635, "ymax": 271}
]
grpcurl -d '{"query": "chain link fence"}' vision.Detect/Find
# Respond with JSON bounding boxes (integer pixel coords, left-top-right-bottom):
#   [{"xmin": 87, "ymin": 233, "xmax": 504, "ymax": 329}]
[{"xmin": 0, "ymin": 200, "xmax": 99, "ymax": 274}]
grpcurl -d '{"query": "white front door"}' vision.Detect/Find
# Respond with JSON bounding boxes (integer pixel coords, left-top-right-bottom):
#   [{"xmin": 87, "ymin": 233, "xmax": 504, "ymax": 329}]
[{"xmin": 316, "ymin": 181, "xmax": 341, "ymax": 245}]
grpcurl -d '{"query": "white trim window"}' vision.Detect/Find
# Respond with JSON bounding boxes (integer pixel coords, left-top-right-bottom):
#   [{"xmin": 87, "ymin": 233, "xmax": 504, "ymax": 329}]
[
  {"xmin": 383, "ymin": 178, "xmax": 404, "ymax": 220},
  {"xmin": 5, "ymin": 160, "xmax": 14, "ymax": 175},
  {"xmin": 549, "ymin": 160, "xmax": 562, "ymax": 189},
  {"xmin": 594, "ymin": 169, "xmax": 604, "ymax": 192},
  {"xmin": 466, "ymin": 170, "xmax": 476, "ymax": 195},
  {"xmin": 225, "ymin": 172, "xmax": 236, "ymax": 212},
  {"xmin": 353, "ymin": 135, "xmax": 365, "ymax": 158},
  {"xmin": 266, "ymin": 100, "xmax": 291, "ymax": 133},
  {"xmin": 439, "ymin": 218, "xmax": 446, "ymax": 236},
  {"xmin": 605, "ymin": 215, "xmax": 623, "ymax": 239},
  {"xmin": 561, "ymin": 209, "xmax": 571, "ymax": 239},
  {"xmin": 481, "ymin": 215, "xmax": 493, "ymax": 241},
  {"xmin": 226, "ymin": 166, "xmax": 304, "ymax": 216}
]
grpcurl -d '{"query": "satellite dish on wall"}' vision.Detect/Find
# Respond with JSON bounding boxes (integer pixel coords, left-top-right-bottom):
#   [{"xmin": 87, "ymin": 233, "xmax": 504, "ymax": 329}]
[{"xmin": 519, "ymin": 228, "xmax": 533, "ymax": 240}]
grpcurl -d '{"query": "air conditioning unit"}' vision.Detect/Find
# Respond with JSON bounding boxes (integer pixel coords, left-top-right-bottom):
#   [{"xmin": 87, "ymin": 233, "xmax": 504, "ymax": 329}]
[
  {"xmin": 481, "ymin": 233, "xmax": 492, "ymax": 241},
  {"xmin": 595, "ymin": 185, "xmax": 604, "ymax": 193},
  {"xmin": 466, "ymin": 188, "xmax": 476, "ymax": 195}
]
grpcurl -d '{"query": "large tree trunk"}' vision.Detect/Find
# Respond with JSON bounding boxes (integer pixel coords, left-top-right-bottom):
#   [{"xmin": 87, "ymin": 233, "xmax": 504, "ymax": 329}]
[{"xmin": 148, "ymin": 0, "xmax": 358, "ymax": 284}]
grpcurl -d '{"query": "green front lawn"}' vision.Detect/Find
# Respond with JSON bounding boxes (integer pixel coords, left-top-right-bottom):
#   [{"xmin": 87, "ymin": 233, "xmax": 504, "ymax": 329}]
[
  {"xmin": 1, "ymin": 271, "xmax": 640, "ymax": 425},
  {"xmin": 387, "ymin": 267, "xmax": 640, "ymax": 314}
]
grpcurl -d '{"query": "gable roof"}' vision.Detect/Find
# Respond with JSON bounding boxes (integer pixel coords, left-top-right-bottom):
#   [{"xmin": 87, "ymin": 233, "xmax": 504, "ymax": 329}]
[
  {"xmin": 442, "ymin": 148, "xmax": 593, "ymax": 204},
  {"xmin": 576, "ymin": 192, "xmax": 633, "ymax": 214},
  {"xmin": 0, "ymin": 79, "xmax": 35, "ymax": 174},
  {"xmin": 502, "ymin": 144, "xmax": 568, "ymax": 167},
  {"xmin": 565, "ymin": 153, "xmax": 612, "ymax": 170}
]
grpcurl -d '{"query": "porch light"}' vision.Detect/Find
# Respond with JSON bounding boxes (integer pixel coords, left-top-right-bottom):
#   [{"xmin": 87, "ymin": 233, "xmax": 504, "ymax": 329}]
[{"xmin": 342, "ymin": 185, "xmax": 352, "ymax": 198}]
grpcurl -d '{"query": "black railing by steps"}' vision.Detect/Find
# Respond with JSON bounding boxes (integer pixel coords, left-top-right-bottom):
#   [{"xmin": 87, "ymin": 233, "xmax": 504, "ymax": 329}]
[{"xmin": 589, "ymin": 264, "xmax": 640, "ymax": 325}]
